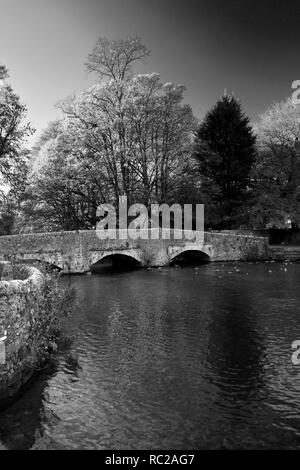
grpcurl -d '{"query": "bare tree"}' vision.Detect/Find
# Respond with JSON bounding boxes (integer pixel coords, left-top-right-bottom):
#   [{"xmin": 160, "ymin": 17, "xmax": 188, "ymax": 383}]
[{"xmin": 85, "ymin": 36, "xmax": 149, "ymax": 80}]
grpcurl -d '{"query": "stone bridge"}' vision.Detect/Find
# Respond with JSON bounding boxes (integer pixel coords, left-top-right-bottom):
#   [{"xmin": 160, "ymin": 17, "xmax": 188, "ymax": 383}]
[{"xmin": 0, "ymin": 230, "xmax": 269, "ymax": 273}]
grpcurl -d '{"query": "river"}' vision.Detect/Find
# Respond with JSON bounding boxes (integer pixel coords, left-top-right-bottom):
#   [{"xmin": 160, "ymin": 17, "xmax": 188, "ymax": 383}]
[{"xmin": 0, "ymin": 261, "xmax": 300, "ymax": 449}]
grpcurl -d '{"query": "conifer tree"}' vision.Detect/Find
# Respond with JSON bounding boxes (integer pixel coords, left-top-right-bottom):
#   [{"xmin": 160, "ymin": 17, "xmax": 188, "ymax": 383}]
[{"xmin": 195, "ymin": 95, "xmax": 256, "ymax": 228}]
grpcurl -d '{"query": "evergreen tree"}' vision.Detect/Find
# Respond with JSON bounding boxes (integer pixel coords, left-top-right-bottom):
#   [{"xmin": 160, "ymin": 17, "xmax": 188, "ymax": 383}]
[{"xmin": 195, "ymin": 95, "xmax": 256, "ymax": 228}]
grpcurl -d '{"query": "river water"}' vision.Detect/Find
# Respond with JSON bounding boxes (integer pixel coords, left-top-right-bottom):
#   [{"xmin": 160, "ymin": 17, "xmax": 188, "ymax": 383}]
[{"xmin": 0, "ymin": 261, "xmax": 300, "ymax": 450}]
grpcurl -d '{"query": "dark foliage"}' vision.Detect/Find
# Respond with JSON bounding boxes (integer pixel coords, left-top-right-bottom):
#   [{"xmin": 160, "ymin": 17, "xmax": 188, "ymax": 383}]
[{"xmin": 194, "ymin": 95, "xmax": 256, "ymax": 229}]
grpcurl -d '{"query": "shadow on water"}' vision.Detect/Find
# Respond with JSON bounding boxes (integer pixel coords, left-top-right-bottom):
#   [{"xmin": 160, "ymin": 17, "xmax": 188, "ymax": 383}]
[
  {"xmin": 203, "ymin": 281, "xmax": 271, "ymax": 448},
  {"xmin": 0, "ymin": 337, "xmax": 76, "ymax": 450},
  {"xmin": 0, "ymin": 363, "xmax": 58, "ymax": 450},
  {"xmin": 208, "ymin": 283, "xmax": 266, "ymax": 395}
]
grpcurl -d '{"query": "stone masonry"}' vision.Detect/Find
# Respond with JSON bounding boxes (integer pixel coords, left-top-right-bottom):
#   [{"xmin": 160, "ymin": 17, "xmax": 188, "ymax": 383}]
[
  {"xmin": 0, "ymin": 230, "xmax": 269, "ymax": 273},
  {"xmin": 0, "ymin": 264, "xmax": 44, "ymax": 407}
]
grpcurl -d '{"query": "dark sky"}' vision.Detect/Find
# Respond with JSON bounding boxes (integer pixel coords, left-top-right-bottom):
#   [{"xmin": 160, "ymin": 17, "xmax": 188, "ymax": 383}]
[{"xmin": 0, "ymin": 0, "xmax": 299, "ymax": 144}]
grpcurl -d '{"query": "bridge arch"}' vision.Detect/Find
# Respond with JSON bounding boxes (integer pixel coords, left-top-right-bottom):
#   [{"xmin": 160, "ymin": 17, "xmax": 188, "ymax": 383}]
[
  {"xmin": 170, "ymin": 248, "xmax": 211, "ymax": 266},
  {"xmin": 12, "ymin": 254, "xmax": 64, "ymax": 271},
  {"xmin": 89, "ymin": 250, "xmax": 143, "ymax": 273}
]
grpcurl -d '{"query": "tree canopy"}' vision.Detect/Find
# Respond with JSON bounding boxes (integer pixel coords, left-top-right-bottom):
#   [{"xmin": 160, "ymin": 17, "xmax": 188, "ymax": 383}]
[
  {"xmin": 251, "ymin": 98, "xmax": 300, "ymax": 228},
  {"xmin": 0, "ymin": 65, "xmax": 33, "ymax": 233},
  {"xmin": 22, "ymin": 37, "xmax": 196, "ymax": 231},
  {"xmin": 7, "ymin": 37, "xmax": 300, "ymax": 234}
]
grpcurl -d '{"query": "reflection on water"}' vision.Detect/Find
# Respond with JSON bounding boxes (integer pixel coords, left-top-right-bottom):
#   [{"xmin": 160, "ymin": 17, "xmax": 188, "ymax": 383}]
[{"xmin": 1, "ymin": 262, "xmax": 300, "ymax": 449}]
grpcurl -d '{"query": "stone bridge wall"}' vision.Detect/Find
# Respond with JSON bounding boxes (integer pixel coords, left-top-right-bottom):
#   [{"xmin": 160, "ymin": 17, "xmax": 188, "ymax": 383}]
[
  {"xmin": 204, "ymin": 232, "xmax": 269, "ymax": 261},
  {"xmin": 0, "ymin": 230, "xmax": 269, "ymax": 273},
  {"xmin": 0, "ymin": 265, "xmax": 44, "ymax": 406}
]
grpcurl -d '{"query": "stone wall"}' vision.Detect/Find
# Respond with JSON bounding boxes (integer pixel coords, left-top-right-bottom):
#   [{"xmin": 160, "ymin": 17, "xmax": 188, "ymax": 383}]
[
  {"xmin": 205, "ymin": 232, "xmax": 269, "ymax": 261},
  {"xmin": 0, "ymin": 264, "xmax": 44, "ymax": 407},
  {"xmin": 219, "ymin": 228, "xmax": 300, "ymax": 246}
]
